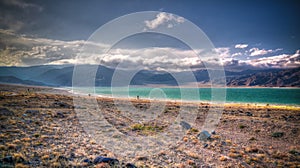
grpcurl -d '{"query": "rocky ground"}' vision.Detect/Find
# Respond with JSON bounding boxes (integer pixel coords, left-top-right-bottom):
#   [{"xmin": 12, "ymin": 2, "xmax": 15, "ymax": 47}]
[{"xmin": 0, "ymin": 84, "xmax": 299, "ymax": 167}]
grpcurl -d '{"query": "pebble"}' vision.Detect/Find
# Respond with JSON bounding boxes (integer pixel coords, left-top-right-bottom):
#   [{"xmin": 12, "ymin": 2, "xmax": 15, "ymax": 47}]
[
  {"xmin": 246, "ymin": 112, "xmax": 253, "ymax": 116},
  {"xmin": 25, "ymin": 110, "xmax": 39, "ymax": 115},
  {"xmin": 55, "ymin": 112, "xmax": 65, "ymax": 118}
]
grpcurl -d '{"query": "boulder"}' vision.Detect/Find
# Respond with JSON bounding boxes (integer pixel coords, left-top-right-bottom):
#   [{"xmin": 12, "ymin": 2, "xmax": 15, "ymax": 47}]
[
  {"xmin": 180, "ymin": 121, "xmax": 191, "ymax": 130},
  {"xmin": 93, "ymin": 156, "xmax": 119, "ymax": 166},
  {"xmin": 197, "ymin": 130, "xmax": 211, "ymax": 141}
]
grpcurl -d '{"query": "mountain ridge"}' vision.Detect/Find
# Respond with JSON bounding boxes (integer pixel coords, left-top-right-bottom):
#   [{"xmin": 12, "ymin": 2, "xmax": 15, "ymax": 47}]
[{"xmin": 0, "ymin": 65, "xmax": 299, "ymax": 87}]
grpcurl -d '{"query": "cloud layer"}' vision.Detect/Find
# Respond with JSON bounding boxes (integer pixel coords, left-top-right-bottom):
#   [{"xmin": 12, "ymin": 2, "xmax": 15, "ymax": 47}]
[{"xmin": 0, "ymin": 29, "xmax": 299, "ymax": 71}]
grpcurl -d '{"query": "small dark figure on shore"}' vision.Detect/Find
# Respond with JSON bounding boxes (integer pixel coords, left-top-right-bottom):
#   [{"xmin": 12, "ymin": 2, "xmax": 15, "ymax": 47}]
[{"xmin": 137, "ymin": 95, "xmax": 139, "ymax": 100}]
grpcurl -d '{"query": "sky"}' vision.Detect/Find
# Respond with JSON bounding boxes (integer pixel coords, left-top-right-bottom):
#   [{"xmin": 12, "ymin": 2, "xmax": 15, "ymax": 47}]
[{"xmin": 0, "ymin": 0, "xmax": 299, "ymax": 71}]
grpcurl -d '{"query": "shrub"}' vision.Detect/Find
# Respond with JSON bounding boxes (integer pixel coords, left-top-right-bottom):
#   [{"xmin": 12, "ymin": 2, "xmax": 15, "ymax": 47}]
[
  {"xmin": 239, "ymin": 124, "xmax": 246, "ymax": 129},
  {"xmin": 271, "ymin": 132, "xmax": 284, "ymax": 138}
]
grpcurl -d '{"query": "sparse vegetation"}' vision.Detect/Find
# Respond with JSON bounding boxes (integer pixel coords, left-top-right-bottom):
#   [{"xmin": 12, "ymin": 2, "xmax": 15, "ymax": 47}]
[
  {"xmin": 131, "ymin": 123, "xmax": 164, "ymax": 134},
  {"xmin": 239, "ymin": 124, "xmax": 246, "ymax": 129},
  {"xmin": 271, "ymin": 132, "xmax": 284, "ymax": 138},
  {"xmin": 289, "ymin": 149, "xmax": 299, "ymax": 155}
]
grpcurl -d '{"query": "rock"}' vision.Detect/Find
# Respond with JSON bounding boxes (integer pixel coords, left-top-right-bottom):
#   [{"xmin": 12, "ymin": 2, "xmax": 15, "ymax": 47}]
[
  {"xmin": 246, "ymin": 112, "xmax": 253, "ymax": 116},
  {"xmin": 203, "ymin": 143, "xmax": 208, "ymax": 148},
  {"xmin": 57, "ymin": 155, "xmax": 68, "ymax": 161},
  {"xmin": 52, "ymin": 102, "xmax": 72, "ymax": 108},
  {"xmin": 25, "ymin": 110, "xmax": 39, "ymax": 115},
  {"xmin": 180, "ymin": 121, "xmax": 191, "ymax": 130},
  {"xmin": 74, "ymin": 105, "xmax": 86, "ymax": 109},
  {"xmin": 221, "ymin": 141, "xmax": 227, "ymax": 146},
  {"xmin": 291, "ymin": 128, "xmax": 298, "ymax": 134},
  {"xmin": 29, "ymin": 157, "xmax": 41, "ymax": 166},
  {"xmin": 125, "ymin": 163, "xmax": 137, "ymax": 168},
  {"xmin": 83, "ymin": 158, "xmax": 92, "ymax": 163},
  {"xmin": 55, "ymin": 112, "xmax": 65, "ymax": 118},
  {"xmin": 93, "ymin": 156, "xmax": 119, "ymax": 166},
  {"xmin": 0, "ymin": 108, "xmax": 14, "ymax": 116},
  {"xmin": 197, "ymin": 131, "xmax": 211, "ymax": 141},
  {"xmin": 135, "ymin": 156, "xmax": 148, "ymax": 161},
  {"xmin": 261, "ymin": 114, "xmax": 270, "ymax": 118},
  {"xmin": 2, "ymin": 156, "xmax": 13, "ymax": 163}
]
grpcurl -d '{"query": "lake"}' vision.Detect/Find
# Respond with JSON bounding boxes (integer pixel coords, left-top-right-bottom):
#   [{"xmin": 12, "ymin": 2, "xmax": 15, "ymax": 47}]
[{"xmin": 72, "ymin": 87, "xmax": 300, "ymax": 106}]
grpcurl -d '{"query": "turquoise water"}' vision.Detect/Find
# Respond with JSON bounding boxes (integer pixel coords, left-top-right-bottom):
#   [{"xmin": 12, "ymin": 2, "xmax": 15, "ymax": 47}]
[{"xmin": 75, "ymin": 87, "xmax": 300, "ymax": 105}]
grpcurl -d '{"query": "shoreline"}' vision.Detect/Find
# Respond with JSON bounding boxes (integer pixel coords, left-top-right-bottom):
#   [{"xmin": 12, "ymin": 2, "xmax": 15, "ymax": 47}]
[
  {"xmin": 67, "ymin": 86, "xmax": 300, "ymax": 108},
  {"xmin": 1, "ymin": 83, "xmax": 299, "ymax": 108}
]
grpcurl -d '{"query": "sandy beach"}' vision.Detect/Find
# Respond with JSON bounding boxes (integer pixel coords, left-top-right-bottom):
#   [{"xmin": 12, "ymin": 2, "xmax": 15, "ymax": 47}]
[{"xmin": 0, "ymin": 84, "xmax": 299, "ymax": 167}]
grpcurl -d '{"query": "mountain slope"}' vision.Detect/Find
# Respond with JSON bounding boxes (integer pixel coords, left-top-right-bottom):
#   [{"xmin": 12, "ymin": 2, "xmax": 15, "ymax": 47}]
[
  {"xmin": 0, "ymin": 76, "xmax": 46, "ymax": 86},
  {"xmin": 227, "ymin": 67, "xmax": 300, "ymax": 87}
]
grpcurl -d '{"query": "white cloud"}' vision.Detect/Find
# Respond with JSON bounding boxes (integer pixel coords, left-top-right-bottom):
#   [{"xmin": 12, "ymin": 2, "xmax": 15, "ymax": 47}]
[
  {"xmin": 144, "ymin": 12, "xmax": 184, "ymax": 30},
  {"xmin": 100, "ymin": 47, "xmax": 202, "ymax": 71},
  {"xmin": 235, "ymin": 44, "xmax": 248, "ymax": 49},
  {"xmin": 232, "ymin": 52, "xmax": 242, "ymax": 57},
  {"xmin": 0, "ymin": 29, "xmax": 107, "ymax": 66},
  {"xmin": 249, "ymin": 48, "xmax": 282, "ymax": 56},
  {"xmin": 246, "ymin": 50, "xmax": 300, "ymax": 68},
  {"xmin": 249, "ymin": 48, "xmax": 272, "ymax": 56},
  {"xmin": 214, "ymin": 47, "xmax": 230, "ymax": 58}
]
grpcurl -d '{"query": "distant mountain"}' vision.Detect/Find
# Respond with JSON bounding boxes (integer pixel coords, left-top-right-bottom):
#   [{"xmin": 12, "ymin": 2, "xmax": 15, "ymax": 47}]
[
  {"xmin": 0, "ymin": 65, "xmax": 299, "ymax": 87},
  {"xmin": 0, "ymin": 76, "xmax": 46, "ymax": 86},
  {"xmin": 227, "ymin": 67, "xmax": 300, "ymax": 87}
]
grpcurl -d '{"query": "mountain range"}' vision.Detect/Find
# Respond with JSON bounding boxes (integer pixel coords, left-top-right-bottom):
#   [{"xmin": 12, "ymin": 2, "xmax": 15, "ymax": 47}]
[{"xmin": 0, "ymin": 65, "xmax": 299, "ymax": 87}]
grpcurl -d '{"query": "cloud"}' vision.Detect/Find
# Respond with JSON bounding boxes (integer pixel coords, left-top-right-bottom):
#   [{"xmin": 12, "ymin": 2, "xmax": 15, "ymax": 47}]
[
  {"xmin": 219, "ymin": 49, "xmax": 300, "ymax": 70},
  {"xmin": 249, "ymin": 47, "xmax": 282, "ymax": 56},
  {"xmin": 144, "ymin": 12, "xmax": 184, "ymax": 30},
  {"xmin": 99, "ymin": 47, "xmax": 203, "ymax": 71},
  {"xmin": 235, "ymin": 44, "xmax": 248, "ymax": 49},
  {"xmin": 0, "ymin": 0, "xmax": 43, "ymax": 31},
  {"xmin": 0, "ymin": 29, "xmax": 107, "ymax": 66},
  {"xmin": 232, "ymin": 52, "xmax": 242, "ymax": 57},
  {"xmin": 246, "ymin": 50, "xmax": 300, "ymax": 68},
  {"xmin": 2, "ymin": 0, "xmax": 43, "ymax": 11},
  {"xmin": 214, "ymin": 47, "xmax": 231, "ymax": 58},
  {"xmin": 1, "ymin": 29, "xmax": 299, "ymax": 71}
]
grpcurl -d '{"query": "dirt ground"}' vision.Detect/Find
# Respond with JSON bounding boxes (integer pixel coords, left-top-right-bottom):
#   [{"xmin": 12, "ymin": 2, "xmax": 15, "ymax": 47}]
[{"xmin": 0, "ymin": 84, "xmax": 299, "ymax": 167}]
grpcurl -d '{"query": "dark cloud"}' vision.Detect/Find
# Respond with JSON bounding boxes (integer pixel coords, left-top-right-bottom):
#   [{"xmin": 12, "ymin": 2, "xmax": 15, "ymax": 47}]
[{"xmin": 0, "ymin": 0, "xmax": 42, "ymax": 31}]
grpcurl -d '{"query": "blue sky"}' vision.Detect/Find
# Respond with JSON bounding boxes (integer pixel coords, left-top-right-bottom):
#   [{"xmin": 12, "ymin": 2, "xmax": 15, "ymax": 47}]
[{"xmin": 0, "ymin": 0, "xmax": 299, "ymax": 70}]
